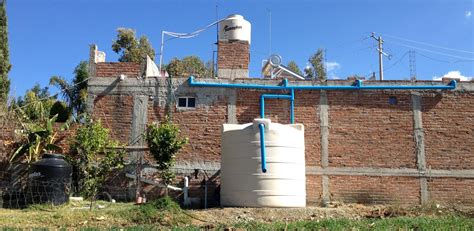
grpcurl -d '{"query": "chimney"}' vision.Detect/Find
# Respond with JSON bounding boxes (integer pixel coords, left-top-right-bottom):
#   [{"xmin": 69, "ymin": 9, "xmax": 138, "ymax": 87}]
[
  {"xmin": 88, "ymin": 44, "xmax": 106, "ymax": 77},
  {"xmin": 217, "ymin": 14, "xmax": 251, "ymax": 79}
]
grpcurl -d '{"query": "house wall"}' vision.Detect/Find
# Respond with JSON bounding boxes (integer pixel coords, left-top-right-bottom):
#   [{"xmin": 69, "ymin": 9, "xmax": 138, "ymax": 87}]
[{"xmin": 87, "ymin": 75, "xmax": 474, "ymax": 206}]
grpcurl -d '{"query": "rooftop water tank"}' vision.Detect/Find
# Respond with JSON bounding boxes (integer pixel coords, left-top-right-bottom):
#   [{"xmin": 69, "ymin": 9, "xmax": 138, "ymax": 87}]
[
  {"xmin": 219, "ymin": 14, "xmax": 251, "ymax": 44},
  {"xmin": 221, "ymin": 118, "xmax": 305, "ymax": 207}
]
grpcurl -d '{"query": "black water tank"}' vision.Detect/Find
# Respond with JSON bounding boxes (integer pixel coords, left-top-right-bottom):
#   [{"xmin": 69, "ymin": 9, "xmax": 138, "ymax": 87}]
[{"xmin": 28, "ymin": 153, "xmax": 72, "ymax": 205}]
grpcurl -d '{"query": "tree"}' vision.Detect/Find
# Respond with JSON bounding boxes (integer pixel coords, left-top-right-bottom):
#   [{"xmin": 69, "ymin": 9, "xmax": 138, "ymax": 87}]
[
  {"xmin": 146, "ymin": 119, "xmax": 187, "ymax": 186},
  {"xmin": 165, "ymin": 56, "xmax": 208, "ymax": 77},
  {"xmin": 165, "ymin": 58, "xmax": 184, "ymax": 77},
  {"xmin": 112, "ymin": 28, "xmax": 155, "ymax": 63},
  {"xmin": 305, "ymin": 49, "xmax": 327, "ymax": 81},
  {"xmin": 287, "ymin": 61, "xmax": 303, "ymax": 76},
  {"xmin": 69, "ymin": 117, "xmax": 125, "ymax": 209},
  {"xmin": 49, "ymin": 61, "xmax": 89, "ymax": 117},
  {"xmin": 15, "ymin": 84, "xmax": 56, "ymax": 122},
  {"xmin": 0, "ymin": 2, "xmax": 11, "ymax": 103}
]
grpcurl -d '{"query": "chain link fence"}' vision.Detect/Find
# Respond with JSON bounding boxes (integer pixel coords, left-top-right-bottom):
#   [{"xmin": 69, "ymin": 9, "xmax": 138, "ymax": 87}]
[{"xmin": 0, "ymin": 162, "xmax": 220, "ymax": 209}]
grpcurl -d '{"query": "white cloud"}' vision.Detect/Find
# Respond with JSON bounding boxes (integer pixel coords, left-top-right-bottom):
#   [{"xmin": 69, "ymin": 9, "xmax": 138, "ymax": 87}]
[
  {"xmin": 433, "ymin": 70, "xmax": 473, "ymax": 81},
  {"xmin": 324, "ymin": 62, "xmax": 341, "ymax": 72},
  {"xmin": 324, "ymin": 61, "xmax": 341, "ymax": 79},
  {"xmin": 466, "ymin": 11, "xmax": 472, "ymax": 19}
]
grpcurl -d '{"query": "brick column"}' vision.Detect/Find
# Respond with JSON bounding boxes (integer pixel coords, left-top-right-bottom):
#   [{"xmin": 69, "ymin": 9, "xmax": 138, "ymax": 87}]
[{"xmin": 217, "ymin": 41, "xmax": 250, "ymax": 79}]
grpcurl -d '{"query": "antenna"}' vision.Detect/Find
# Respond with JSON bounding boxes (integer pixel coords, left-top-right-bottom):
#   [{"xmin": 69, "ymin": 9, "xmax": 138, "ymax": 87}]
[
  {"xmin": 409, "ymin": 49, "xmax": 417, "ymax": 80},
  {"xmin": 215, "ymin": 2, "xmax": 218, "ymax": 78},
  {"xmin": 267, "ymin": 8, "xmax": 272, "ymax": 56}
]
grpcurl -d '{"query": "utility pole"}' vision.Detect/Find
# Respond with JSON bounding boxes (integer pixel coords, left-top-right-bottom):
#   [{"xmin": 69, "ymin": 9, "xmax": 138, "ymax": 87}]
[{"xmin": 371, "ymin": 32, "xmax": 386, "ymax": 81}]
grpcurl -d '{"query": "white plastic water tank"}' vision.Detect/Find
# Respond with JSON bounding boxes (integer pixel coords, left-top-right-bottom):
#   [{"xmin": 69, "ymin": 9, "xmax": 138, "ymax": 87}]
[
  {"xmin": 218, "ymin": 14, "xmax": 251, "ymax": 44},
  {"xmin": 221, "ymin": 118, "xmax": 306, "ymax": 207}
]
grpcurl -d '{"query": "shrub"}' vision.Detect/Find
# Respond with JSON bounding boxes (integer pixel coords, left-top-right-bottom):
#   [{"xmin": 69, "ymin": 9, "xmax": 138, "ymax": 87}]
[
  {"xmin": 125, "ymin": 196, "xmax": 189, "ymax": 225},
  {"xmin": 49, "ymin": 101, "xmax": 70, "ymax": 122},
  {"xmin": 68, "ymin": 116, "xmax": 125, "ymax": 208},
  {"xmin": 146, "ymin": 119, "xmax": 187, "ymax": 185}
]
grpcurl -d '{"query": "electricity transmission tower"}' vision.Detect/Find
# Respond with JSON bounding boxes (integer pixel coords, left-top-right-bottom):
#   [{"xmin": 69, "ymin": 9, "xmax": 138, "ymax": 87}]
[{"xmin": 409, "ymin": 50, "xmax": 417, "ymax": 80}]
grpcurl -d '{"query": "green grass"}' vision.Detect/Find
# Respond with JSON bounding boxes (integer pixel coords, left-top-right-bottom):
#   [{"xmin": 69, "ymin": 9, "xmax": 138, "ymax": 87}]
[
  {"xmin": 227, "ymin": 216, "xmax": 474, "ymax": 231},
  {"xmin": 68, "ymin": 216, "xmax": 473, "ymax": 231},
  {"xmin": 0, "ymin": 197, "xmax": 190, "ymax": 229},
  {"xmin": 1, "ymin": 199, "xmax": 473, "ymax": 230}
]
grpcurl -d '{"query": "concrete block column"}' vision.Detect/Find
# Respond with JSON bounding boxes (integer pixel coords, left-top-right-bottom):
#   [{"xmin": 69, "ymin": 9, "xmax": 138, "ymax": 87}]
[
  {"xmin": 129, "ymin": 95, "xmax": 149, "ymax": 161},
  {"xmin": 319, "ymin": 91, "xmax": 330, "ymax": 206},
  {"xmin": 411, "ymin": 93, "xmax": 429, "ymax": 205}
]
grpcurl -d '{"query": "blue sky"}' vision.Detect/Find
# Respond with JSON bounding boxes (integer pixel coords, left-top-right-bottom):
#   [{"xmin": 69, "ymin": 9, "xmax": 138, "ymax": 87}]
[{"xmin": 5, "ymin": 0, "xmax": 474, "ymax": 96}]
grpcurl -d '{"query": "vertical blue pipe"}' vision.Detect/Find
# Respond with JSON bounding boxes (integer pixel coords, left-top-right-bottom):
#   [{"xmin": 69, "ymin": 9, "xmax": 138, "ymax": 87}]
[
  {"xmin": 290, "ymin": 89, "xmax": 295, "ymax": 124},
  {"xmin": 260, "ymin": 95, "xmax": 265, "ymax": 118},
  {"xmin": 258, "ymin": 123, "xmax": 267, "ymax": 173}
]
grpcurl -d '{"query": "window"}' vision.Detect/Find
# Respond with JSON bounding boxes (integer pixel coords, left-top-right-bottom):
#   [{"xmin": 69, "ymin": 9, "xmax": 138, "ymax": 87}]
[
  {"xmin": 388, "ymin": 96, "xmax": 398, "ymax": 105},
  {"xmin": 177, "ymin": 97, "xmax": 196, "ymax": 108}
]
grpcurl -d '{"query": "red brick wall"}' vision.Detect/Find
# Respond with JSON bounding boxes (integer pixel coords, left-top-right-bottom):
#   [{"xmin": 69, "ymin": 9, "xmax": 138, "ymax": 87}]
[
  {"xmin": 86, "ymin": 78, "xmax": 473, "ymax": 206},
  {"xmin": 147, "ymin": 98, "xmax": 228, "ymax": 162},
  {"xmin": 53, "ymin": 123, "xmax": 79, "ymax": 154},
  {"xmin": 330, "ymin": 176, "xmax": 420, "ymax": 205},
  {"xmin": 422, "ymin": 92, "xmax": 474, "ymax": 170},
  {"xmin": 218, "ymin": 41, "xmax": 250, "ymax": 70},
  {"xmin": 294, "ymin": 90, "xmax": 321, "ymax": 166},
  {"xmin": 236, "ymin": 89, "xmax": 291, "ymax": 124},
  {"xmin": 92, "ymin": 95, "xmax": 134, "ymax": 143},
  {"xmin": 95, "ymin": 62, "xmax": 141, "ymax": 78},
  {"xmin": 0, "ymin": 122, "xmax": 16, "ymax": 162},
  {"xmin": 428, "ymin": 178, "xmax": 474, "ymax": 205},
  {"xmin": 0, "ymin": 122, "xmax": 77, "ymax": 162},
  {"xmin": 306, "ymin": 175, "xmax": 323, "ymax": 204},
  {"xmin": 328, "ymin": 91, "xmax": 416, "ymax": 168}
]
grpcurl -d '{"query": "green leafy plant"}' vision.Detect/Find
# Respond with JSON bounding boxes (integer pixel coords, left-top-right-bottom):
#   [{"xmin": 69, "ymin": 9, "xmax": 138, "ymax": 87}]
[
  {"xmin": 14, "ymin": 84, "xmax": 56, "ymax": 122},
  {"xmin": 49, "ymin": 61, "xmax": 89, "ymax": 117},
  {"xmin": 146, "ymin": 119, "xmax": 187, "ymax": 185},
  {"xmin": 125, "ymin": 196, "xmax": 189, "ymax": 225},
  {"xmin": 68, "ymin": 117, "xmax": 125, "ymax": 209},
  {"xmin": 10, "ymin": 114, "xmax": 68, "ymax": 163}
]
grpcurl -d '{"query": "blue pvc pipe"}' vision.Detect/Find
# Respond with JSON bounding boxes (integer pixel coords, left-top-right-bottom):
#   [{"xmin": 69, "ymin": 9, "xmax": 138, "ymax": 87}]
[
  {"xmin": 188, "ymin": 76, "xmax": 457, "ymax": 91},
  {"xmin": 189, "ymin": 76, "xmax": 456, "ymax": 174},
  {"xmin": 290, "ymin": 89, "xmax": 295, "ymax": 124},
  {"xmin": 260, "ymin": 93, "xmax": 294, "ymax": 123},
  {"xmin": 258, "ymin": 123, "xmax": 267, "ymax": 173}
]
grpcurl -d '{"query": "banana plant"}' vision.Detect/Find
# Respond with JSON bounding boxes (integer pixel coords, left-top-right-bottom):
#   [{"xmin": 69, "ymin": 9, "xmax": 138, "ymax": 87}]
[{"xmin": 10, "ymin": 114, "xmax": 69, "ymax": 163}]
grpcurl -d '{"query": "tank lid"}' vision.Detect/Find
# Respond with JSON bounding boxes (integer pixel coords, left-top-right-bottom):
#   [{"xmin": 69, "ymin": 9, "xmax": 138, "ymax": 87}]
[
  {"xmin": 42, "ymin": 153, "xmax": 66, "ymax": 159},
  {"xmin": 226, "ymin": 14, "xmax": 244, "ymax": 19}
]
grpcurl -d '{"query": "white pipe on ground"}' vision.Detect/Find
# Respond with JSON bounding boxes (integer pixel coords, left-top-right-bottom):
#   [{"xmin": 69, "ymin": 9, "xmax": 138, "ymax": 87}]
[{"xmin": 183, "ymin": 176, "xmax": 190, "ymax": 206}]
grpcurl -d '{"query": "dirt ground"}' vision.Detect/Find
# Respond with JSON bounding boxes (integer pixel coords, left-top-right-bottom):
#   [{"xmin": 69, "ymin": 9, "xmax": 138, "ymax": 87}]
[
  {"xmin": 0, "ymin": 200, "xmax": 472, "ymax": 228},
  {"xmin": 189, "ymin": 202, "xmax": 474, "ymax": 226}
]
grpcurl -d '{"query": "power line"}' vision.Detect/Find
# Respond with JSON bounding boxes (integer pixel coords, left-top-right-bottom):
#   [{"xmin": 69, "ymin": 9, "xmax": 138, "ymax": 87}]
[
  {"xmin": 377, "ymin": 32, "xmax": 474, "ymax": 54},
  {"xmin": 159, "ymin": 17, "xmax": 228, "ymax": 70},
  {"xmin": 13, "ymin": 77, "xmax": 91, "ymax": 110},
  {"xmin": 417, "ymin": 52, "xmax": 452, "ymax": 63},
  {"xmin": 383, "ymin": 51, "xmax": 409, "ymax": 72},
  {"xmin": 385, "ymin": 40, "xmax": 474, "ymax": 61}
]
